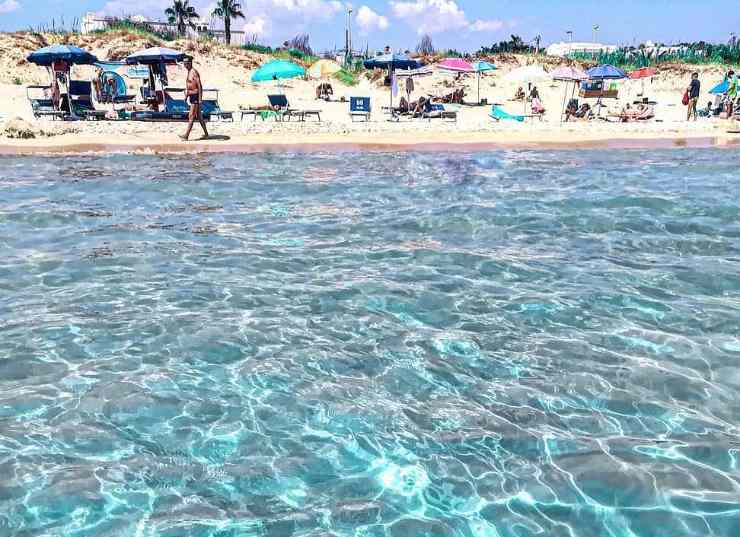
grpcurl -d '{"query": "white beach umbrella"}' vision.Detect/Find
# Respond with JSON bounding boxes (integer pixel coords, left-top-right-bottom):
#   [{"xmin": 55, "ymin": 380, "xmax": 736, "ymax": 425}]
[{"xmin": 503, "ymin": 65, "xmax": 549, "ymax": 83}]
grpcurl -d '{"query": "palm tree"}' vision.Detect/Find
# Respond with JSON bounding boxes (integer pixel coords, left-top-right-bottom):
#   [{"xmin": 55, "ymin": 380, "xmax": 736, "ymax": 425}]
[
  {"xmin": 212, "ymin": 0, "xmax": 245, "ymax": 45},
  {"xmin": 165, "ymin": 0, "xmax": 199, "ymax": 37}
]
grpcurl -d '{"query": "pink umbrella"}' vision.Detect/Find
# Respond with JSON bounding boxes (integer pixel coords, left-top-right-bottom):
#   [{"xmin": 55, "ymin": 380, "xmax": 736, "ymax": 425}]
[
  {"xmin": 551, "ymin": 65, "xmax": 588, "ymax": 81},
  {"xmin": 551, "ymin": 65, "xmax": 588, "ymax": 123},
  {"xmin": 437, "ymin": 58, "xmax": 490, "ymax": 104},
  {"xmin": 436, "ymin": 58, "xmax": 475, "ymax": 72}
]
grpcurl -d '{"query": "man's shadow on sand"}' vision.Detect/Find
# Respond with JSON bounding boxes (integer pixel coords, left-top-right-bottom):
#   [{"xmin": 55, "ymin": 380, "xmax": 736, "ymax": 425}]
[{"xmin": 204, "ymin": 135, "xmax": 230, "ymax": 141}]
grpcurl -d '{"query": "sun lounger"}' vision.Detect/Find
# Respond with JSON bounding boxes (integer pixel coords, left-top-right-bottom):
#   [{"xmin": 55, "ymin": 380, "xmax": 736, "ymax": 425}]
[
  {"xmin": 267, "ymin": 94, "xmax": 321, "ymax": 122},
  {"xmin": 350, "ymin": 97, "xmax": 371, "ymax": 121},
  {"xmin": 423, "ymin": 103, "xmax": 457, "ymax": 122},
  {"xmin": 131, "ymin": 89, "xmax": 189, "ymax": 121},
  {"xmin": 490, "ymin": 105, "xmax": 525, "ymax": 122},
  {"xmin": 201, "ymin": 89, "xmax": 233, "ymax": 121},
  {"xmin": 26, "ymin": 85, "xmax": 66, "ymax": 120}
]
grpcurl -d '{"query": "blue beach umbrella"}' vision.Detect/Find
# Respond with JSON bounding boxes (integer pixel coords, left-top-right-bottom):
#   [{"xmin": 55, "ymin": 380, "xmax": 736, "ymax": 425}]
[
  {"xmin": 363, "ymin": 53, "xmax": 420, "ymax": 70},
  {"xmin": 709, "ymin": 80, "xmax": 728, "ymax": 94},
  {"xmin": 364, "ymin": 54, "xmax": 421, "ymax": 118},
  {"xmin": 125, "ymin": 47, "xmax": 186, "ymax": 65},
  {"xmin": 251, "ymin": 60, "xmax": 306, "ymax": 82},
  {"xmin": 27, "ymin": 44, "xmax": 98, "ymax": 66},
  {"xmin": 586, "ymin": 64, "xmax": 628, "ymax": 79}
]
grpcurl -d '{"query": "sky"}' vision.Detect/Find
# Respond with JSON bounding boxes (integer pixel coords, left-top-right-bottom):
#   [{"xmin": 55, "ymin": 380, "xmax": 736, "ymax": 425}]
[{"xmin": 1, "ymin": 0, "xmax": 738, "ymax": 52}]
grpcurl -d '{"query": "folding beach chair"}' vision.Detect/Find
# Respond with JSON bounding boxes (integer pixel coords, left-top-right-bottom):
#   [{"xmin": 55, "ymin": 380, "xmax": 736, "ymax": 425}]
[
  {"xmin": 69, "ymin": 80, "xmax": 107, "ymax": 120},
  {"xmin": 201, "ymin": 89, "xmax": 233, "ymax": 121},
  {"xmin": 349, "ymin": 97, "xmax": 371, "ymax": 121},
  {"xmin": 26, "ymin": 85, "xmax": 66, "ymax": 120}
]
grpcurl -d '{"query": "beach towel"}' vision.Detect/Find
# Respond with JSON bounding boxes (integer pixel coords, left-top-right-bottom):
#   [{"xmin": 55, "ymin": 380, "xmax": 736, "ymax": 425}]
[{"xmin": 490, "ymin": 105, "xmax": 525, "ymax": 122}]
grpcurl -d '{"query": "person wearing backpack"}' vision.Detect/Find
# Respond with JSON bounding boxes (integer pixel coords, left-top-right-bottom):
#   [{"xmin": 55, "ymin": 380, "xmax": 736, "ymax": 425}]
[{"xmin": 687, "ymin": 72, "xmax": 701, "ymax": 121}]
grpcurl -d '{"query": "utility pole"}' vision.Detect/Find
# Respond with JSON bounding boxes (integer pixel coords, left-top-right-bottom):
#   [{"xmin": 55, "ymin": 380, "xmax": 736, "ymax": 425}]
[{"xmin": 345, "ymin": 8, "xmax": 353, "ymax": 63}]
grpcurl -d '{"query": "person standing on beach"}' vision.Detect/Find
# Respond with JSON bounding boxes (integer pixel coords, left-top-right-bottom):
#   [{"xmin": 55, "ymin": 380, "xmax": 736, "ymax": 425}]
[
  {"xmin": 687, "ymin": 72, "xmax": 700, "ymax": 121},
  {"xmin": 405, "ymin": 76, "xmax": 414, "ymax": 102},
  {"xmin": 180, "ymin": 56, "xmax": 209, "ymax": 141}
]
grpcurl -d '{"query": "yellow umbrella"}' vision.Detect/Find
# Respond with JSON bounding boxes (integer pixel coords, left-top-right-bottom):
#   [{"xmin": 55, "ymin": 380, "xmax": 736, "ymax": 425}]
[{"xmin": 308, "ymin": 59, "xmax": 341, "ymax": 79}]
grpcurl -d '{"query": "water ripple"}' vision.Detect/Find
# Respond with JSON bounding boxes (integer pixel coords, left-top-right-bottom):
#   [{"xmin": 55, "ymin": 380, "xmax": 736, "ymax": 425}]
[{"xmin": 1, "ymin": 149, "xmax": 739, "ymax": 537}]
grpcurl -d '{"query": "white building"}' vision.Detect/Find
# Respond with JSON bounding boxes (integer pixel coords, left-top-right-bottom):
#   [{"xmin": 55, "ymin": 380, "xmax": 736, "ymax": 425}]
[{"xmin": 546, "ymin": 42, "xmax": 618, "ymax": 57}]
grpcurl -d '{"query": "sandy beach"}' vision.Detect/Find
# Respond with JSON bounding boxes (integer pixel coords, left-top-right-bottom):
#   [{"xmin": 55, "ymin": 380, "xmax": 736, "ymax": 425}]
[{"xmin": 1, "ymin": 32, "xmax": 739, "ymax": 153}]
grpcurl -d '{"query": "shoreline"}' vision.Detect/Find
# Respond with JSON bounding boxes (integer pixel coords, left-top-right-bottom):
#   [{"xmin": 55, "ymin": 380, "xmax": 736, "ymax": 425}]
[{"xmin": 1, "ymin": 130, "xmax": 740, "ymax": 155}]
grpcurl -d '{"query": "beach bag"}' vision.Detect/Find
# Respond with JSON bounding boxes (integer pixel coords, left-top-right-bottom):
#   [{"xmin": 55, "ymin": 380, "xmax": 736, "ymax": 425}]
[{"xmin": 682, "ymin": 90, "xmax": 689, "ymax": 106}]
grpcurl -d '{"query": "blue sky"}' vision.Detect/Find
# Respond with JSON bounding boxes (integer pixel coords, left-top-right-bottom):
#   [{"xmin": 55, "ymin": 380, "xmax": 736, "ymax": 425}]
[{"xmin": 2, "ymin": 0, "xmax": 738, "ymax": 52}]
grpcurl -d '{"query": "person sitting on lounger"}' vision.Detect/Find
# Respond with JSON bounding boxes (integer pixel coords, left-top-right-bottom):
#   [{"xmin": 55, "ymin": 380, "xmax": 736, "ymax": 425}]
[
  {"xmin": 514, "ymin": 87, "xmax": 525, "ymax": 101},
  {"xmin": 575, "ymin": 103, "xmax": 592, "ymax": 120},
  {"xmin": 698, "ymin": 101, "xmax": 713, "ymax": 117},
  {"xmin": 316, "ymin": 82, "xmax": 333, "ymax": 101},
  {"xmin": 531, "ymin": 97, "xmax": 545, "ymax": 115},
  {"xmin": 565, "ymin": 98, "xmax": 579, "ymax": 121},
  {"xmin": 529, "ymin": 86, "xmax": 540, "ymax": 100},
  {"xmin": 412, "ymin": 96, "xmax": 432, "ymax": 117}
]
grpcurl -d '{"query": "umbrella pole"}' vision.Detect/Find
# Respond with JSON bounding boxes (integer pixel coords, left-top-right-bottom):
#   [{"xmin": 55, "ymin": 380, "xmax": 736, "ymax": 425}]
[
  {"xmin": 560, "ymin": 81, "xmax": 568, "ymax": 124},
  {"xmin": 477, "ymin": 71, "xmax": 480, "ymax": 105}
]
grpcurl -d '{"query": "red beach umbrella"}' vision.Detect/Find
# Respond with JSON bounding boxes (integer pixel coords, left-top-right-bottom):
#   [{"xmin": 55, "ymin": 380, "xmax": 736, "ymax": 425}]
[
  {"xmin": 628, "ymin": 67, "xmax": 658, "ymax": 97},
  {"xmin": 628, "ymin": 67, "xmax": 657, "ymax": 79}
]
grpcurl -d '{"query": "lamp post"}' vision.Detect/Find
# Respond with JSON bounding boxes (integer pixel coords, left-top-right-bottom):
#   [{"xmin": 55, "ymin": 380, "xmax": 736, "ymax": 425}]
[{"xmin": 348, "ymin": 8, "xmax": 353, "ymax": 58}]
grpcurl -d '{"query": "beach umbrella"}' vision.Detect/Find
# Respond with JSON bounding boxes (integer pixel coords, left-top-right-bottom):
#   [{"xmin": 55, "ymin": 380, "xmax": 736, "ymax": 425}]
[
  {"xmin": 629, "ymin": 67, "xmax": 657, "ymax": 96},
  {"xmin": 472, "ymin": 60, "xmax": 497, "ymax": 73},
  {"xmin": 125, "ymin": 47, "xmax": 186, "ymax": 65},
  {"xmin": 586, "ymin": 64, "xmax": 628, "ymax": 80},
  {"xmin": 437, "ymin": 58, "xmax": 475, "ymax": 72},
  {"xmin": 251, "ymin": 60, "xmax": 306, "ymax": 82},
  {"xmin": 308, "ymin": 59, "xmax": 341, "ymax": 79},
  {"xmin": 628, "ymin": 67, "xmax": 657, "ymax": 79},
  {"xmin": 709, "ymin": 80, "xmax": 729, "ymax": 94},
  {"xmin": 551, "ymin": 65, "xmax": 588, "ymax": 82},
  {"xmin": 551, "ymin": 65, "xmax": 588, "ymax": 123},
  {"xmin": 363, "ymin": 53, "xmax": 421, "ymax": 119},
  {"xmin": 27, "ymin": 44, "xmax": 98, "ymax": 66},
  {"xmin": 471, "ymin": 60, "xmax": 497, "ymax": 105},
  {"xmin": 363, "ymin": 53, "xmax": 419, "ymax": 70},
  {"xmin": 504, "ymin": 65, "xmax": 549, "ymax": 113},
  {"xmin": 503, "ymin": 65, "xmax": 549, "ymax": 83}
]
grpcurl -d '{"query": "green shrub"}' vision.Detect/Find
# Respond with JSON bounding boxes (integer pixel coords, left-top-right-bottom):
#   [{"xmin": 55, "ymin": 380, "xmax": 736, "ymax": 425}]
[{"xmin": 333, "ymin": 68, "xmax": 358, "ymax": 86}]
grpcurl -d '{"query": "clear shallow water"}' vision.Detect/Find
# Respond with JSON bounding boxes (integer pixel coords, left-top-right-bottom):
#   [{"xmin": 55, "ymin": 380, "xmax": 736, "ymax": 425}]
[{"xmin": 1, "ymin": 149, "xmax": 740, "ymax": 537}]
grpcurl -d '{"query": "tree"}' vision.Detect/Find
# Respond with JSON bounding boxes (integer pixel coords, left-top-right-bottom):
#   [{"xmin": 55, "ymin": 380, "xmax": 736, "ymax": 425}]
[
  {"xmin": 416, "ymin": 34, "xmax": 435, "ymax": 56},
  {"xmin": 165, "ymin": 0, "xmax": 199, "ymax": 37},
  {"xmin": 212, "ymin": 0, "xmax": 245, "ymax": 45}
]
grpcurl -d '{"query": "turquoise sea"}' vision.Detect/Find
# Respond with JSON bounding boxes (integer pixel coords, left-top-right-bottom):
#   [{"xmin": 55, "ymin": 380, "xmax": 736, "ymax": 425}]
[{"xmin": 1, "ymin": 149, "xmax": 739, "ymax": 537}]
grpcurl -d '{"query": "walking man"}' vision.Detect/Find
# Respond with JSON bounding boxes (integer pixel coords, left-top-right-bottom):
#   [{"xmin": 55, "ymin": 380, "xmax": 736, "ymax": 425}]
[
  {"xmin": 687, "ymin": 72, "xmax": 700, "ymax": 121},
  {"xmin": 180, "ymin": 56, "xmax": 209, "ymax": 141}
]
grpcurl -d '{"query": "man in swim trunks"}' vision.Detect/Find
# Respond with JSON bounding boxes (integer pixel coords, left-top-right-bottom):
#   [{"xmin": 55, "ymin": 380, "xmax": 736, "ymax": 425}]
[{"xmin": 180, "ymin": 56, "xmax": 209, "ymax": 141}]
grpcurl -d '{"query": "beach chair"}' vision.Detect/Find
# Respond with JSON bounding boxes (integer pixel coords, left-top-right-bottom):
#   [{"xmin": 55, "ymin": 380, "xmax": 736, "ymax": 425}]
[
  {"xmin": 69, "ymin": 80, "xmax": 107, "ymax": 120},
  {"xmin": 490, "ymin": 105, "xmax": 525, "ymax": 122},
  {"xmin": 201, "ymin": 89, "xmax": 233, "ymax": 121},
  {"xmin": 26, "ymin": 85, "xmax": 66, "ymax": 120},
  {"xmin": 268, "ymin": 94, "xmax": 321, "ymax": 122},
  {"xmin": 423, "ymin": 103, "xmax": 457, "ymax": 122},
  {"xmin": 349, "ymin": 97, "xmax": 371, "ymax": 121},
  {"xmin": 131, "ymin": 89, "xmax": 189, "ymax": 121}
]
